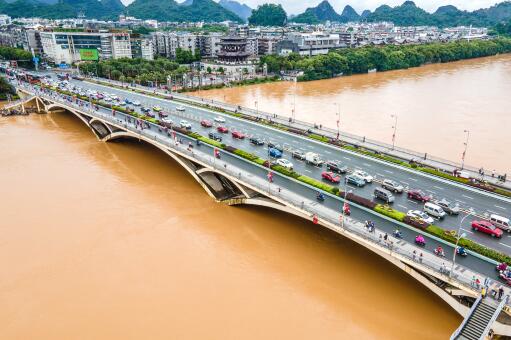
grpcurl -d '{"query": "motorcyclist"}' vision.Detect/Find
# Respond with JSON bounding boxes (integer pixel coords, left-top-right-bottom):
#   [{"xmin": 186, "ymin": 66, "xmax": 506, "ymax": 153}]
[
  {"xmin": 415, "ymin": 235, "xmax": 425, "ymax": 245},
  {"xmin": 435, "ymin": 246, "xmax": 445, "ymax": 256},
  {"xmin": 456, "ymin": 246, "xmax": 467, "ymax": 256},
  {"xmin": 393, "ymin": 229, "xmax": 402, "ymax": 238},
  {"xmin": 316, "ymin": 191, "xmax": 324, "ymax": 201}
]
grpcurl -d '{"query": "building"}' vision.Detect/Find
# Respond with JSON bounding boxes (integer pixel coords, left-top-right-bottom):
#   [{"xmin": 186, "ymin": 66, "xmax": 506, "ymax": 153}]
[
  {"xmin": 151, "ymin": 32, "xmax": 198, "ymax": 59},
  {"xmin": 0, "ymin": 15, "xmax": 12, "ymax": 26},
  {"xmin": 130, "ymin": 35, "xmax": 154, "ymax": 60},
  {"xmin": 201, "ymin": 35, "xmax": 258, "ymax": 76},
  {"xmin": 40, "ymin": 31, "xmax": 132, "ymax": 65},
  {"xmin": 257, "ymin": 36, "xmax": 280, "ymax": 56},
  {"xmin": 277, "ymin": 32, "xmax": 341, "ymax": 56}
]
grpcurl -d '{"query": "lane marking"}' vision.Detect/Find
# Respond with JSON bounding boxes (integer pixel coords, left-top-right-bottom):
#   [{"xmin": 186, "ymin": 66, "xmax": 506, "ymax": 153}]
[
  {"xmin": 343, "ymin": 157, "xmax": 351, "ymax": 161},
  {"xmin": 460, "ymin": 228, "xmax": 474, "ymax": 234},
  {"xmin": 363, "ymin": 163, "xmax": 372, "ymax": 167},
  {"xmin": 384, "ymin": 170, "xmax": 393, "ymax": 174},
  {"xmin": 324, "ymin": 150, "xmax": 332, "ymax": 154},
  {"xmin": 398, "ymin": 204, "xmax": 408, "ymax": 210},
  {"xmin": 495, "ymin": 205, "xmax": 507, "ymax": 210},
  {"xmin": 462, "ymin": 194, "xmax": 474, "ymax": 200},
  {"xmin": 433, "ymin": 186, "xmax": 444, "ymax": 191},
  {"xmin": 407, "ymin": 200, "xmax": 419, "ymax": 204},
  {"xmin": 426, "ymin": 190, "xmax": 435, "ymax": 194},
  {"xmin": 499, "ymin": 242, "xmax": 511, "ymax": 249},
  {"xmin": 408, "ymin": 177, "xmax": 418, "ymax": 182},
  {"xmin": 376, "ymin": 173, "xmax": 385, "ymax": 177},
  {"xmin": 304, "ymin": 169, "xmax": 312, "ymax": 173}
]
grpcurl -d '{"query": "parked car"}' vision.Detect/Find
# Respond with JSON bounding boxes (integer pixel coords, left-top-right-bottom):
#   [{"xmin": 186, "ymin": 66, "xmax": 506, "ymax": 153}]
[
  {"xmin": 407, "ymin": 189, "xmax": 431, "ymax": 202},
  {"xmin": 208, "ymin": 132, "xmax": 222, "ymax": 142},
  {"xmin": 292, "ymin": 150, "xmax": 305, "ymax": 160},
  {"xmin": 200, "ymin": 120, "xmax": 213, "ymax": 128},
  {"xmin": 249, "ymin": 137, "xmax": 264, "ymax": 145},
  {"xmin": 268, "ymin": 141, "xmax": 283, "ymax": 152},
  {"xmin": 268, "ymin": 148, "xmax": 282, "ymax": 158},
  {"xmin": 471, "ymin": 220, "xmax": 503, "ymax": 238},
  {"xmin": 434, "ymin": 199, "xmax": 460, "ymax": 215},
  {"xmin": 352, "ymin": 170, "xmax": 373, "ymax": 183},
  {"xmin": 232, "ymin": 131, "xmax": 245, "ymax": 139},
  {"xmin": 322, "ymin": 171, "xmax": 341, "ymax": 184},
  {"xmin": 276, "ymin": 159, "xmax": 293, "ymax": 170},
  {"xmin": 214, "ymin": 116, "xmax": 226, "ymax": 123},
  {"xmin": 217, "ymin": 126, "xmax": 228, "ymax": 133},
  {"xmin": 176, "ymin": 106, "xmax": 185, "ymax": 111},
  {"xmin": 423, "ymin": 202, "xmax": 446, "ymax": 219},
  {"xmin": 152, "ymin": 106, "xmax": 162, "ymax": 112},
  {"xmin": 326, "ymin": 161, "xmax": 348, "ymax": 174},
  {"xmin": 381, "ymin": 179, "xmax": 404, "ymax": 193},
  {"xmin": 345, "ymin": 174, "xmax": 365, "ymax": 187},
  {"xmin": 180, "ymin": 120, "xmax": 192, "ymax": 129},
  {"xmin": 407, "ymin": 210, "xmax": 434, "ymax": 224}
]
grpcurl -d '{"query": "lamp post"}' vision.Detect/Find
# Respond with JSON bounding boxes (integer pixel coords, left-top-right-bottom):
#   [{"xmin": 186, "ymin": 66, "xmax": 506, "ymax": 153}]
[
  {"xmin": 341, "ymin": 178, "xmax": 352, "ymax": 229},
  {"xmin": 334, "ymin": 102, "xmax": 341, "ymax": 140},
  {"xmin": 450, "ymin": 208, "xmax": 473, "ymax": 278},
  {"xmin": 255, "ymin": 99, "xmax": 259, "ymax": 117},
  {"xmin": 391, "ymin": 114, "xmax": 398, "ymax": 150},
  {"xmin": 461, "ymin": 129, "xmax": 470, "ymax": 170}
]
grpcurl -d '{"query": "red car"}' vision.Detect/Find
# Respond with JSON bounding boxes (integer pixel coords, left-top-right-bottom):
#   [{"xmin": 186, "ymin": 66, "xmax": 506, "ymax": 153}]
[
  {"xmin": 407, "ymin": 189, "xmax": 431, "ymax": 202},
  {"xmin": 217, "ymin": 126, "xmax": 228, "ymax": 133},
  {"xmin": 231, "ymin": 131, "xmax": 245, "ymax": 139},
  {"xmin": 321, "ymin": 171, "xmax": 340, "ymax": 184},
  {"xmin": 472, "ymin": 220, "xmax": 503, "ymax": 238},
  {"xmin": 200, "ymin": 120, "xmax": 212, "ymax": 128}
]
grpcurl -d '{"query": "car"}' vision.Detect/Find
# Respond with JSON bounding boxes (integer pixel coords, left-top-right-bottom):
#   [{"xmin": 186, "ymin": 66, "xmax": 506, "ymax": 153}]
[
  {"xmin": 153, "ymin": 106, "xmax": 162, "ymax": 112},
  {"xmin": 276, "ymin": 159, "xmax": 294, "ymax": 170},
  {"xmin": 176, "ymin": 106, "xmax": 185, "ymax": 111},
  {"xmin": 200, "ymin": 120, "xmax": 213, "ymax": 128},
  {"xmin": 268, "ymin": 148, "xmax": 282, "ymax": 158},
  {"xmin": 180, "ymin": 120, "xmax": 192, "ymax": 129},
  {"xmin": 141, "ymin": 107, "xmax": 151, "ymax": 113},
  {"xmin": 471, "ymin": 220, "xmax": 503, "ymax": 238},
  {"xmin": 292, "ymin": 150, "xmax": 305, "ymax": 160},
  {"xmin": 345, "ymin": 174, "xmax": 366, "ymax": 187},
  {"xmin": 352, "ymin": 170, "xmax": 373, "ymax": 183},
  {"xmin": 161, "ymin": 117, "xmax": 173, "ymax": 125},
  {"xmin": 217, "ymin": 126, "xmax": 228, "ymax": 133},
  {"xmin": 407, "ymin": 210, "xmax": 435, "ymax": 224},
  {"xmin": 132, "ymin": 101, "xmax": 141, "ymax": 106},
  {"xmin": 145, "ymin": 111, "xmax": 155, "ymax": 118},
  {"xmin": 249, "ymin": 137, "xmax": 264, "ymax": 146},
  {"xmin": 232, "ymin": 131, "xmax": 245, "ymax": 139},
  {"xmin": 322, "ymin": 171, "xmax": 341, "ymax": 184},
  {"xmin": 326, "ymin": 161, "xmax": 348, "ymax": 174},
  {"xmin": 381, "ymin": 179, "xmax": 404, "ymax": 193},
  {"xmin": 208, "ymin": 132, "xmax": 222, "ymax": 142},
  {"xmin": 117, "ymin": 101, "xmax": 126, "ymax": 106},
  {"xmin": 407, "ymin": 189, "xmax": 431, "ymax": 202},
  {"xmin": 268, "ymin": 141, "xmax": 283, "ymax": 152},
  {"xmin": 214, "ymin": 116, "xmax": 226, "ymax": 123},
  {"xmin": 434, "ymin": 199, "xmax": 460, "ymax": 215},
  {"xmin": 124, "ymin": 98, "xmax": 133, "ymax": 105}
]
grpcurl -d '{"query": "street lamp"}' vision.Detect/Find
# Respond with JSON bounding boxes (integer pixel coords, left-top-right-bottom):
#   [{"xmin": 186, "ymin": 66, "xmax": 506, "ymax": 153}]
[
  {"xmin": 255, "ymin": 99, "xmax": 259, "ymax": 117},
  {"xmin": 334, "ymin": 102, "xmax": 341, "ymax": 140},
  {"xmin": 341, "ymin": 178, "xmax": 352, "ymax": 229},
  {"xmin": 461, "ymin": 129, "xmax": 470, "ymax": 170},
  {"xmin": 391, "ymin": 114, "xmax": 398, "ymax": 150},
  {"xmin": 450, "ymin": 208, "xmax": 474, "ymax": 277}
]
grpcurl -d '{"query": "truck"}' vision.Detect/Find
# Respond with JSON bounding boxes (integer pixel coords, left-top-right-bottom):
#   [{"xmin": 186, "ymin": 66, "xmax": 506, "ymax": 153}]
[{"xmin": 305, "ymin": 152, "xmax": 323, "ymax": 166}]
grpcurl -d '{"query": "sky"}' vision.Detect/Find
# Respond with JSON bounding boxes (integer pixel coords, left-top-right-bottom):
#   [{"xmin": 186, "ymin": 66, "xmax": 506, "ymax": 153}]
[{"xmin": 163, "ymin": 0, "xmax": 502, "ymax": 15}]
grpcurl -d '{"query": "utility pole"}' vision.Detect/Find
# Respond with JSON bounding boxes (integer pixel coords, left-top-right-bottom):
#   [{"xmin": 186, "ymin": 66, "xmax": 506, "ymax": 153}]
[
  {"xmin": 461, "ymin": 129, "xmax": 470, "ymax": 170},
  {"xmin": 391, "ymin": 114, "xmax": 398, "ymax": 150}
]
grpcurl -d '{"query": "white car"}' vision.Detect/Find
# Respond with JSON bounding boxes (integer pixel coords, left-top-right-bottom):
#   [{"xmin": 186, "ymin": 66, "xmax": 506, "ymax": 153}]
[
  {"xmin": 162, "ymin": 117, "xmax": 173, "ymax": 125},
  {"xmin": 132, "ymin": 101, "xmax": 141, "ymax": 106},
  {"xmin": 180, "ymin": 120, "xmax": 192, "ymax": 129},
  {"xmin": 214, "ymin": 116, "xmax": 226, "ymax": 123},
  {"xmin": 276, "ymin": 159, "xmax": 294, "ymax": 170},
  {"xmin": 352, "ymin": 170, "xmax": 374, "ymax": 183},
  {"xmin": 176, "ymin": 106, "xmax": 186, "ymax": 112},
  {"xmin": 406, "ymin": 210, "xmax": 435, "ymax": 224}
]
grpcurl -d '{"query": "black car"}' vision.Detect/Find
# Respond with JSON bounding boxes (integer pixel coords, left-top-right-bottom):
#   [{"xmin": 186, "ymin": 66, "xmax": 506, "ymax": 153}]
[
  {"xmin": 326, "ymin": 161, "xmax": 348, "ymax": 174},
  {"xmin": 249, "ymin": 137, "xmax": 265, "ymax": 146},
  {"xmin": 141, "ymin": 106, "xmax": 151, "ymax": 113},
  {"xmin": 268, "ymin": 141, "xmax": 283, "ymax": 152},
  {"xmin": 292, "ymin": 150, "xmax": 305, "ymax": 160},
  {"xmin": 208, "ymin": 132, "xmax": 223, "ymax": 142}
]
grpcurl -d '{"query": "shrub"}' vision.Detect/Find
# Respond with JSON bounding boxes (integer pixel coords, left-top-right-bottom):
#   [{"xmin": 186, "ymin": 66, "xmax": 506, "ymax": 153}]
[
  {"xmin": 346, "ymin": 193, "xmax": 377, "ymax": 209},
  {"xmin": 374, "ymin": 204, "xmax": 406, "ymax": 221},
  {"xmin": 197, "ymin": 136, "xmax": 223, "ymax": 148},
  {"xmin": 308, "ymin": 133, "xmax": 330, "ymax": 143},
  {"xmin": 297, "ymin": 175, "xmax": 337, "ymax": 194},
  {"xmin": 270, "ymin": 165, "xmax": 300, "ymax": 179},
  {"xmin": 233, "ymin": 149, "xmax": 259, "ymax": 161},
  {"xmin": 224, "ymin": 145, "xmax": 237, "ymax": 153}
]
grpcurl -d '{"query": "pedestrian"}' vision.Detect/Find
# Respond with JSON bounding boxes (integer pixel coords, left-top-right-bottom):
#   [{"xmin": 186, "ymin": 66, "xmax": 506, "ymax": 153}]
[
  {"xmin": 481, "ymin": 286, "xmax": 487, "ymax": 298},
  {"xmin": 498, "ymin": 287, "xmax": 504, "ymax": 300},
  {"xmin": 413, "ymin": 250, "xmax": 417, "ymax": 261},
  {"xmin": 278, "ymin": 187, "xmax": 281, "ymax": 193},
  {"xmin": 475, "ymin": 278, "xmax": 481, "ymax": 289},
  {"xmin": 419, "ymin": 252, "xmax": 423, "ymax": 263},
  {"xmin": 471, "ymin": 275, "xmax": 477, "ymax": 288},
  {"xmin": 383, "ymin": 233, "xmax": 388, "ymax": 241},
  {"xmin": 492, "ymin": 169, "xmax": 495, "ymax": 178}
]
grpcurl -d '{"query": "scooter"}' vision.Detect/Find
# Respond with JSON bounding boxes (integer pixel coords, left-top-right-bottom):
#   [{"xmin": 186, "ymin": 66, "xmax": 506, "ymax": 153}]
[
  {"xmin": 434, "ymin": 248, "xmax": 445, "ymax": 257},
  {"xmin": 456, "ymin": 246, "xmax": 467, "ymax": 257},
  {"xmin": 415, "ymin": 236, "xmax": 426, "ymax": 246},
  {"xmin": 316, "ymin": 193, "xmax": 325, "ymax": 202},
  {"xmin": 393, "ymin": 230, "xmax": 403, "ymax": 239}
]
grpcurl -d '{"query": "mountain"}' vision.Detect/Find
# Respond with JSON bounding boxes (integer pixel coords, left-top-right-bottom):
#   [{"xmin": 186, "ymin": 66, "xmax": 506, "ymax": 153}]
[
  {"xmin": 218, "ymin": 0, "xmax": 252, "ymax": 22},
  {"xmin": 360, "ymin": 9, "xmax": 371, "ymax": 19},
  {"xmin": 367, "ymin": 1, "xmax": 432, "ymax": 26},
  {"xmin": 0, "ymin": 0, "xmax": 124, "ymax": 19},
  {"xmin": 125, "ymin": 0, "xmax": 243, "ymax": 22},
  {"xmin": 291, "ymin": 0, "xmax": 342, "ymax": 24},
  {"xmin": 340, "ymin": 5, "xmax": 359, "ymax": 22}
]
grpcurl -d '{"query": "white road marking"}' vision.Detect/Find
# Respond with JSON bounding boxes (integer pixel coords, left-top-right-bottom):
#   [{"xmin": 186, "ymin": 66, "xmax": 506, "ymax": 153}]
[
  {"xmin": 401, "ymin": 181, "xmax": 409, "ymax": 185},
  {"xmin": 495, "ymin": 205, "xmax": 507, "ymax": 210},
  {"xmin": 433, "ymin": 186, "xmax": 444, "ymax": 191},
  {"xmin": 408, "ymin": 177, "xmax": 418, "ymax": 182},
  {"xmin": 461, "ymin": 228, "xmax": 474, "ymax": 234},
  {"xmin": 324, "ymin": 150, "xmax": 332, "ymax": 154},
  {"xmin": 407, "ymin": 200, "xmax": 418, "ymax": 204},
  {"xmin": 455, "ymin": 200, "xmax": 467, "ymax": 205},
  {"xmin": 376, "ymin": 173, "xmax": 385, "ymax": 177},
  {"xmin": 499, "ymin": 242, "xmax": 511, "ymax": 249},
  {"xmin": 304, "ymin": 169, "xmax": 312, "ymax": 173},
  {"xmin": 384, "ymin": 170, "xmax": 393, "ymax": 174},
  {"xmin": 343, "ymin": 157, "xmax": 351, "ymax": 161},
  {"xmin": 398, "ymin": 204, "xmax": 408, "ymax": 210},
  {"xmin": 426, "ymin": 190, "xmax": 435, "ymax": 194},
  {"xmin": 462, "ymin": 194, "xmax": 474, "ymax": 200},
  {"xmin": 363, "ymin": 163, "xmax": 372, "ymax": 167}
]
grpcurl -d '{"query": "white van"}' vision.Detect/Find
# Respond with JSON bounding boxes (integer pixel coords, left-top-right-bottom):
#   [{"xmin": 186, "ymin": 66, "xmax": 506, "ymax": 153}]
[
  {"xmin": 490, "ymin": 214, "xmax": 510, "ymax": 232},
  {"xmin": 424, "ymin": 202, "xmax": 446, "ymax": 219}
]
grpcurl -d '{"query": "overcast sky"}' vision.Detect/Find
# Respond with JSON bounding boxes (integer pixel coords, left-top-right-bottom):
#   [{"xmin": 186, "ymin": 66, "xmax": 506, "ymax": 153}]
[{"xmin": 162, "ymin": 0, "xmax": 502, "ymax": 15}]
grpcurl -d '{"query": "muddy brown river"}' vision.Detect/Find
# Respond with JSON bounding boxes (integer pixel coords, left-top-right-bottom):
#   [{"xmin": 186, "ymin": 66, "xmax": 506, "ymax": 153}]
[
  {"xmin": 0, "ymin": 112, "xmax": 459, "ymax": 339},
  {"xmin": 192, "ymin": 54, "xmax": 511, "ymax": 173}
]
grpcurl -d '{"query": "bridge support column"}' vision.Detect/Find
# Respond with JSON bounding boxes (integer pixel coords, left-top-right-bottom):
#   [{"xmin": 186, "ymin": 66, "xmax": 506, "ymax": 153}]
[{"xmin": 35, "ymin": 98, "xmax": 41, "ymax": 113}]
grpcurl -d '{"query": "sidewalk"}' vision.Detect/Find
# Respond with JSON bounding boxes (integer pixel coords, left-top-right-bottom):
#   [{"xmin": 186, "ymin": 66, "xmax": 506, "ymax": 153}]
[{"xmin": 90, "ymin": 77, "xmax": 511, "ymax": 191}]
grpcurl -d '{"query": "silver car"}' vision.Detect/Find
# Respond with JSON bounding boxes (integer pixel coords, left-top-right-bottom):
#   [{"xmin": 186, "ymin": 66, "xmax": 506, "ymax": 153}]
[{"xmin": 382, "ymin": 179, "xmax": 404, "ymax": 193}]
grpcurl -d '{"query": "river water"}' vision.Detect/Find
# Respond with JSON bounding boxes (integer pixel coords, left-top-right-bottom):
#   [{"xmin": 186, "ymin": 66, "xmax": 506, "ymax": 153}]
[
  {"xmin": 192, "ymin": 54, "xmax": 511, "ymax": 173},
  {"xmin": 0, "ymin": 113, "xmax": 459, "ymax": 339}
]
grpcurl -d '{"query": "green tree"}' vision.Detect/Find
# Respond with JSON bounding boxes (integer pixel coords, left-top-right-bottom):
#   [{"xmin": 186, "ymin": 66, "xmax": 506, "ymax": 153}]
[
  {"xmin": 0, "ymin": 77, "xmax": 16, "ymax": 100},
  {"xmin": 248, "ymin": 3, "xmax": 287, "ymax": 27}
]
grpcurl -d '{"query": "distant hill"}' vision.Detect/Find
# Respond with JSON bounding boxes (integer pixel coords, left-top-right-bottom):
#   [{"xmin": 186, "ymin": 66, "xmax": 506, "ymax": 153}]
[
  {"xmin": 291, "ymin": 0, "xmax": 341, "ymax": 24},
  {"xmin": 0, "ymin": 0, "xmax": 124, "ymax": 19},
  {"xmin": 125, "ymin": 0, "xmax": 243, "ymax": 22},
  {"xmin": 218, "ymin": 0, "xmax": 252, "ymax": 22},
  {"xmin": 340, "ymin": 5, "xmax": 360, "ymax": 22}
]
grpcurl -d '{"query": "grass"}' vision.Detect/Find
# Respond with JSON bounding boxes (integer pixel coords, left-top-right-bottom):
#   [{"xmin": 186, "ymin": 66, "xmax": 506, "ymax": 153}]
[
  {"xmin": 308, "ymin": 133, "xmax": 330, "ymax": 143},
  {"xmin": 297, "ymin": 175, "xmax": 338, "ymax": 195},
  {"xmin": 374, "ymin": 204, "xmax": 406, "ymax": 221}
]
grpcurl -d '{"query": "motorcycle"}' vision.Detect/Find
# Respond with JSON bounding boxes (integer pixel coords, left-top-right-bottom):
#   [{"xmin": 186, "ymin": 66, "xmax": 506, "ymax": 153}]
[
  {"xmin": 415, "ymin": 235, "xmax": 426, "ymax": 246},
  {"xmin": 316, "ymin": 193, "xmax": 325, "ymax": 202},
  {"xmin": 434, "ymin": 248, "xmax": 445, "ymax": 257},
  {"xmin": 496, "ymin": 263, "xmax": 508, "ymax": 272},
  {"xmin": 393, "ymin": 230, "xmax": 403, "ymax": 239},
  {"xmin": 499, "ymin": 270, "xmax": 511, "ymax": 285},
  {"xmin": 343, "ymin": 203, "xmax": 351, "ymax": 216},
  {"xmin": 456, "ymin": 246, "xmax": 467, "ymax": 257}
]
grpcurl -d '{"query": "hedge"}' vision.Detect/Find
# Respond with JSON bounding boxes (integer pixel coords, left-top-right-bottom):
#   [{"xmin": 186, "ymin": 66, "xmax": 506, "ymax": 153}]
[
  {"xmin": 345, "ymin": 193, "xmax": 377, "ymax": 209},
  {"xmin": 308, "ymin": 133, "xmax": 330, "ymax": 143},
  {"xmin": 197, "ymin": 136, "xmax": 224, "ymax": 149},
  {"xmin": 233, "ymin": 149, "xmax": 259, "ymax": 162},
  {"xmin": 297, "ymin": 175, "xmax": 337, "ymax": 194},
  {"xmin": 374, "ymin": 204, "xmax": 406, "ymax": 221},
  {"xmin": 270, "ymin": 164, "xmax": 300, "ymax": 179}
]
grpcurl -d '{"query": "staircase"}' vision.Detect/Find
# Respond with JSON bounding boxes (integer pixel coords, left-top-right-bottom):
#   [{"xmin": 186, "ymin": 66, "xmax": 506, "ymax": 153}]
[{"xmin": 451, "ymin": 295, "xmax": 508, "ymax": 340}]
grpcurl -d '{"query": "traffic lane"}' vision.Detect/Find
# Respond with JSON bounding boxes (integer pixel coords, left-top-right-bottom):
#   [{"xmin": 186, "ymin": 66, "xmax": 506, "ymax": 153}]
[
  {"xmin": 215, "ymin": 149, "xmax": 497, "ymax": 278},
  {"xmin": 70, "ymin": 80, "xmax": 511, "ymax": 216}
]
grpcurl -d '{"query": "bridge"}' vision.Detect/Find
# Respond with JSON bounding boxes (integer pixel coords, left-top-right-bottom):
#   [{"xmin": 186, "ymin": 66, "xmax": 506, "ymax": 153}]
[{"xmin": 8, "ymin": 78, "xmax": 511, "ymax": 337}]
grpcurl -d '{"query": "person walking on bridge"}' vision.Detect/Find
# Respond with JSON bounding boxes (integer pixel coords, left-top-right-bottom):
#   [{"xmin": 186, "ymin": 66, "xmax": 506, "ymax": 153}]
[{"xmin": 498, "ymin": 287, "xmax": 504, "ymax": 300}]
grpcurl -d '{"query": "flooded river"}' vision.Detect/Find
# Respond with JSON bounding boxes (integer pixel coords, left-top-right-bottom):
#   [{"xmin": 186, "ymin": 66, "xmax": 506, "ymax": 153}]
[
  {"xmin": 192, "ymin": 54, "xmax": 511, "ymax": 173},
  {"xmin": 0, "ymin": 113, "xmax": 460, "ymax": 339}
]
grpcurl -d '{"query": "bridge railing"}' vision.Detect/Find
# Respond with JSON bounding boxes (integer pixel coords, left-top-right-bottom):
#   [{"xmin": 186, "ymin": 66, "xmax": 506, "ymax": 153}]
[{"xmin": 27, "ymin": 86, "xmax": 498, "ymax": 298}]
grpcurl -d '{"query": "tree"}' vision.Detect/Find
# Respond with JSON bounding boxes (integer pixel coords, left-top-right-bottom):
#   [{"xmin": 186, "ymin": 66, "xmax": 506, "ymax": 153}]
[
  {"xmin": 248, "ymin": 4, "xmax": 287, "ymax": 27},
  {"xmin": 206, "ymin": 66, "xmax": 212, "ymax": 73},
  {"xmin": 218, "ymin": 67, "xmax": 225, "ymax": 75},
  {"xmin": 0, "ymin": 77, "xmax": 16, "ymax": 100},
  {"xmin": 175, "ymin": 48, "xmax": 195, "ymax": 64}
]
